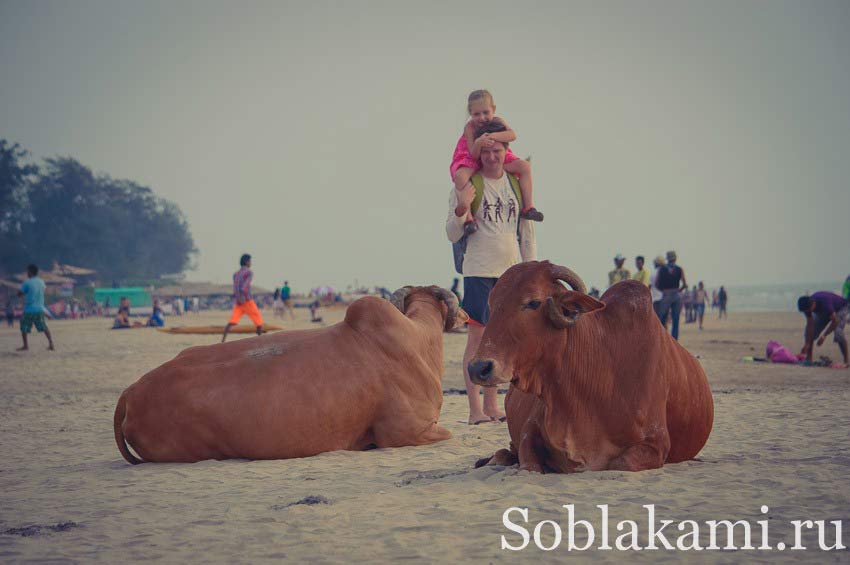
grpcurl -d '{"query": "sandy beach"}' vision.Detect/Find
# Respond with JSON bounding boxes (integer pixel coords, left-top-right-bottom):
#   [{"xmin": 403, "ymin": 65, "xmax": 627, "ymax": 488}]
[{"xmin": 1, "ymin": 307, "xmax": 848, "ymax": 562}]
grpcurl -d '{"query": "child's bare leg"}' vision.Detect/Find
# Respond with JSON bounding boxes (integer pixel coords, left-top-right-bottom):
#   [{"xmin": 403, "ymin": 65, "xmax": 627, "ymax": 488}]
[
  {"xmin": 505, "ymin": 159, "xmax": 543, "ymax": 221},
  {"xmin": 453, "ymin": 167, "xmax": 475, "ymax": 223}
]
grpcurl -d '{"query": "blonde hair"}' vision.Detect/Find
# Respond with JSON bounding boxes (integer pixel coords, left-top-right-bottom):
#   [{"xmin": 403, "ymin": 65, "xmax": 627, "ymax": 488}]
[{"xmin": 467, "ymin": 89, "xmax": 495, "ymax": 113}]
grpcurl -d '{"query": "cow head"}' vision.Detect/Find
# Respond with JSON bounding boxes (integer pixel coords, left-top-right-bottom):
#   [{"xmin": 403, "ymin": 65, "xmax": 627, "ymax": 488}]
[
  {"xmin": 390, "ymin": 285, "xmax": 468, "ymax": 331},
  {"xmin": 467, "ymin": 261, "xmax": 604, "ymax": 395}
]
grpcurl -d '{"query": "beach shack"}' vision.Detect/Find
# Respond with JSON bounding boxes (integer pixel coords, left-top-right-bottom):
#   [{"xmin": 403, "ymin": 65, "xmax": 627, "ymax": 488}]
[{"xmin": 94, "ymin": 287, "xmax": 152, "ymax": 315}]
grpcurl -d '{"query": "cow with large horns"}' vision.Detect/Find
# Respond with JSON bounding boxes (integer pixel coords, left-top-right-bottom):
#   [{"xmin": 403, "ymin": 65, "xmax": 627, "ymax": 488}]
[
  {"xmin": 469, "ymin": 261, "xmax": 713, "ymax": 473},
  {"xmin": 114, "ymin": 286, "xmax": 465, "ymax": 464}
]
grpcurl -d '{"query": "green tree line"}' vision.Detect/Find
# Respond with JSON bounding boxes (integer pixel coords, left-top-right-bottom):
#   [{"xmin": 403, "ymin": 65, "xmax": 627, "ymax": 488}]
[{"xmin": 0, "ymin": 139, "xmax": 196, "ymax": 281}]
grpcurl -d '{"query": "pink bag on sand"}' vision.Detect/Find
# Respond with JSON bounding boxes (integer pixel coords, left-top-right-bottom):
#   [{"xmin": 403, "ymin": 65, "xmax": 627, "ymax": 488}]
[{"xmin": 766, "ymin": 341, "xmax": 799, "ymax": 364}]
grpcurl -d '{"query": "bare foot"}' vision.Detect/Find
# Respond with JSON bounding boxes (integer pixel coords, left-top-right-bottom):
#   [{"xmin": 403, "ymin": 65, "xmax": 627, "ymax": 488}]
[
  {"xmin": 16, "ymin": 346, "xmax": 28, "ymax": 351},
  {"xmin": 485, "ymin": 411, "xmax": 506, "ymax": 422},
  {"xmin": 48, "ymin": 344, "xmax": 55, "ymax": 351}
]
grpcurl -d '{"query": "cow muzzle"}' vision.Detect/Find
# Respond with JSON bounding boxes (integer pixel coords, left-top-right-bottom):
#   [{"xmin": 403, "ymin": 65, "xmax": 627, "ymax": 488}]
[{"xmin": 468, "ymin": 359, "xmax": 509, "ymax": 386}]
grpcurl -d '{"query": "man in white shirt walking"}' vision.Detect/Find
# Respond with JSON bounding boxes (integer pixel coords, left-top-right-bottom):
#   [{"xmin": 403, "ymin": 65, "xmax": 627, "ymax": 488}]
[
  {"xmin": 648, "ymin": 255, "xmax": 664, "ymax": 319},
  {"xmin": 446, "ymin": 121, "xmax": 536, "ymax": 425}
]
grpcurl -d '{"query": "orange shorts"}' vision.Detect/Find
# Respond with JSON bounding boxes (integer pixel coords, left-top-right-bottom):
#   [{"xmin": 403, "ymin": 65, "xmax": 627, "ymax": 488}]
[{"xmin": 228, "ymin": 299, "xmax": 263, "ymax": 326}]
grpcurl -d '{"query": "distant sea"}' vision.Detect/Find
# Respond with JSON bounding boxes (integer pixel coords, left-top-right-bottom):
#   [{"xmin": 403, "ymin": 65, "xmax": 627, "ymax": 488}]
[{"xmin": 723, "ymin": 282, "xmax": 844, "ymax": 312}]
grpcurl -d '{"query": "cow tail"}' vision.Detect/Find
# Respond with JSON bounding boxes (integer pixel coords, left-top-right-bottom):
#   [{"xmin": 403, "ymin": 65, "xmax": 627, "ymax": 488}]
[{"xmin": 114, "ymin": 392, "xmax": 143, "ymax": 465}]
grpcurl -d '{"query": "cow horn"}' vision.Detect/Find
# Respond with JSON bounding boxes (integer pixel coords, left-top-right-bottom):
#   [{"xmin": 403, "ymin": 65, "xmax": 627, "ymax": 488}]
[
  {"xmin": 550, "ymin": 264, "xmax": 587, "ymax": 294},
  {"xmin": 430, "ymin": 287, "xmax": 459, "ymax": 331},
  {"xmin": 389, "ymin": 286, "xmax": 413, "ymax": 313}
]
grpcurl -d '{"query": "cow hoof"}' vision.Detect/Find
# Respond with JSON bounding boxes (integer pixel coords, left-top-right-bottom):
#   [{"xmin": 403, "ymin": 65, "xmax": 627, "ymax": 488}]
[
  {"xmin": 474, "ymin": 455, "xmax": 493, "ymax": 468},
  {"xmin": 474, "ymin": 448, "xmax": 518, "ymax": 468}
]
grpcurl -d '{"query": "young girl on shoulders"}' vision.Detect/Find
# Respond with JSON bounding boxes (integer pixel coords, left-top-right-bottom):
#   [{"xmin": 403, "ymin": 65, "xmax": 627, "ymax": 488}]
[{"xmin": 450, "ymin": 89, "xmax": 543, "ymax": 234}]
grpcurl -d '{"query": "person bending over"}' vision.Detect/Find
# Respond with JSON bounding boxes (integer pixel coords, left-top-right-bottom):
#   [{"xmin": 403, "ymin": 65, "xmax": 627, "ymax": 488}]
[{"xmin": 798, "ymin": 292, "xmax": 849, "ymax": 368}]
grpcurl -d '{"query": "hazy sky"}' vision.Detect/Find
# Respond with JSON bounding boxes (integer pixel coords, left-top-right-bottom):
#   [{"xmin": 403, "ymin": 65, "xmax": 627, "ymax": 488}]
[{"xmin": 2, "ymin": 0, "xmax": 848, "ymax": 293}]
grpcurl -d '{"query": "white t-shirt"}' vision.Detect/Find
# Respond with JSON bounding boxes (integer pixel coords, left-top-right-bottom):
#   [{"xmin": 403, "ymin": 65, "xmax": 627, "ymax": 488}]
[
  {"xmin": 446, "ymin": 172, "xmax": 536, "ymax": 278},
  {"xmin": 649, "ymin": 267, "xmax": 662, "ymax": 303}
]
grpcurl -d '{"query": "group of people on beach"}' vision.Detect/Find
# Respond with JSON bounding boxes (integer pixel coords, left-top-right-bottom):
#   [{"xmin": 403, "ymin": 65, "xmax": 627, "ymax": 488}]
[
  {"xmin": 11, "ymin": 88, "xmax": 848, "ymax": 404},
  {"xmin": 272, "ymin": 282, "xmax": 295, "ymax": 319},
  {"xmin": 442, "ymin": 87, "xmax": 849, "ymax": 428},
  {"xmin": 605, "ymin": 252, "xmax": 727, "ymax": 337}
]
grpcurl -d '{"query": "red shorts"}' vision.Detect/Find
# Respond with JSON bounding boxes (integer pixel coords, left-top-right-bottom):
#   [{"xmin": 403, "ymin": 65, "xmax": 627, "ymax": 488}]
[{"xmin": 228, "ymin": 299, "xmax": 263, "ymax": 326}]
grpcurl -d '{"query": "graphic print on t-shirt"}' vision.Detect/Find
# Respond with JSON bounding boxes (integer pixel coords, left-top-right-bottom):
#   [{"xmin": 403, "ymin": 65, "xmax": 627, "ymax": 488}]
[
  {"xmin": 480, "ymin": 196, "xmax": 517, "ymax": 225},
  {"xmin": 459, "ymin": 172, "xmax": 532, "ymax": 279}
]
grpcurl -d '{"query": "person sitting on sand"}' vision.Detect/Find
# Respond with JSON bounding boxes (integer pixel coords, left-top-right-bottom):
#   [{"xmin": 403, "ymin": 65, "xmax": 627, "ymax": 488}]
[
  {"xmin": 147, "ymin": 299, "xmax": 165, "ymax": 327},
  {"xmin": 797, "ymin": 292, "xmax": 849, "ymax": 368},
  {"xmin": 113, "ymin": 299, "xmax": 131, "ymax": 329}
]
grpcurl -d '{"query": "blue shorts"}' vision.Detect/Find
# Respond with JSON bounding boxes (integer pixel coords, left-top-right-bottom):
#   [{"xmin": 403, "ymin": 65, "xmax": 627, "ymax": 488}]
[
  {"xmin": 20, "ymin": 312, "xmax": 48, "ymax": 334},
  {"xmin": 463, "ymin": 277, "xmax": 498, "ymax": 326}
]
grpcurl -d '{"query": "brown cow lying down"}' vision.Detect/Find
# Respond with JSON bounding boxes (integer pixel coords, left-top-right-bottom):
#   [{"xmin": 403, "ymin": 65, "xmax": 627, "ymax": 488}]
[
  {"xmin": 114, "ymin": 286, "xmax": 465, "ymax": 464},
  {"xmin": 470, "ymin": 261, "xmax": 713, "ymax": 473}
]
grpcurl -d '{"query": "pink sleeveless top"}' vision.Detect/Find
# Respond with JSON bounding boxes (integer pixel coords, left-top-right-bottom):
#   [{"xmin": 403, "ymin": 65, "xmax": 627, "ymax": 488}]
[{"xmin": 450, "ymin": 133, "xmax": 518, "ymax": 179}]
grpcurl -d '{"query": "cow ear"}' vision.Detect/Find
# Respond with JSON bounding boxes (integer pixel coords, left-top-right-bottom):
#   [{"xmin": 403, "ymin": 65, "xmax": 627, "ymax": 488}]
[
  {"xmin": 546, "ymin": 291, "xmax": 605, "ymax": 328},
  {"xmin": 560, "ymin": 292, "xmax": 605, "ymax": 316}
]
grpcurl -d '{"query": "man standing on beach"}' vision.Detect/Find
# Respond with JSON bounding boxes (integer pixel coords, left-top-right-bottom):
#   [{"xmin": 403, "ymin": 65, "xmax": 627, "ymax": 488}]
[
  {"xmin": 718, "ymin": 286, "xmax": 728, "ymax": 319},
  {"xmin": 654, "ymin": 251, "xmax": 687, "ymax": 340},
  {"xmin": 797, "ymin": 292, "xmax": 849, "ymax": 368},
  {"xmin": 280, "ymin": 280, "xmax": 295, "ymax": 320},
  {"xmin": 632, "ymin": 255, "xmax": 650, "ymax": 287},
  {"xmin": 446, "ymin": 120, "xmax": 536, "ymax": 425},
  {"xmin": 608, "ymin": 253, "xmax": 630, "ymax": 288},
  {"xmin": 17, "ymin": 264, "xmax": 55, "ymax": 351},
  {"xmin": 648, "ymin": 255, "xmax": 664, "ymax": 319},
  {"xmin": 222, "ymin": 254, "xmax": 263, "ymax": 342}
]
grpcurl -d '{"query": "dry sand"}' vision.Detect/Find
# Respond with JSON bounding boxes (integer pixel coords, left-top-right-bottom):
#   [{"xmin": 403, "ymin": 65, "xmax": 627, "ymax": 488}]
[{"xmin": 1, "ymin": 307, "xmax": 849, "ymax": 563}]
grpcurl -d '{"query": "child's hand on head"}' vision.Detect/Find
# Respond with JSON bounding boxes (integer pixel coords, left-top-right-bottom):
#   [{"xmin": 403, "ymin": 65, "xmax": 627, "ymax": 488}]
[{"xmin": 475, "ymin": 134, "xmax": 494, "ymax": 150}]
